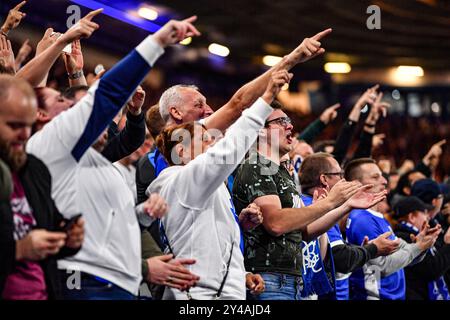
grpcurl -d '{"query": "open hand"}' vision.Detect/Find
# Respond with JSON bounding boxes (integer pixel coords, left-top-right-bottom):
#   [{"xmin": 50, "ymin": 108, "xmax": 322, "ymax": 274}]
[{"xmin": 146, "ymin": 254, "xmax": 200, "ymax": 291}]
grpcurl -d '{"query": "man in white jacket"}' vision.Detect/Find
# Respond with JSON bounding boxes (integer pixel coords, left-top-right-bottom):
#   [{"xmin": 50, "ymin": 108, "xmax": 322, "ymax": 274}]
[
  {"xmin": 26, "ymin": 10, "xmax": 200, "ymax": 299},
  {"xmin": 147, "ymin": 70, "xmax": 293, "ymax": 300}
]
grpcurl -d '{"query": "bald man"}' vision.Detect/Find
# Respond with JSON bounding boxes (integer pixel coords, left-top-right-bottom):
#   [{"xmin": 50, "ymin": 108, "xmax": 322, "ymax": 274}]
[{"xmin": 0, "ymin": 75, "xmax": 84, "ymax": 299}]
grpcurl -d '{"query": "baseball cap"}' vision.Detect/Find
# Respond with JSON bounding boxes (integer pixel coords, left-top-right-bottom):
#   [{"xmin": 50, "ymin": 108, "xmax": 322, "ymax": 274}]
[
  {"xmin": 393, "ymin": 196, "xmax": 434, "ymax": 219},
  {"xmin": 411, "ymin": 178, "xmax": 442, "ymax": 204}
]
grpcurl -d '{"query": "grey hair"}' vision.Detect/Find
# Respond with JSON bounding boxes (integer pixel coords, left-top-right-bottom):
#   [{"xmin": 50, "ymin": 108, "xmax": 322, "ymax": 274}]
[{"xmin": 159, "ymin": 84, "xmax": 199, "ymax": 122}]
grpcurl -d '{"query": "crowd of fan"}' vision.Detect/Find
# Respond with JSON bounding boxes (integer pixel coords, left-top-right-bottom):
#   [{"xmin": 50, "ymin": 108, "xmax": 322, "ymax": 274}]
[{"xmin": 1, "ymin": 2, "xmax": 449, "ymax": 301}]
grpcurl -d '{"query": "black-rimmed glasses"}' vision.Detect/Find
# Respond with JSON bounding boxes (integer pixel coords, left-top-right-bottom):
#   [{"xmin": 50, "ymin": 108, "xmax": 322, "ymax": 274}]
[
  {"xmin": 323, "ymin": 172, "xmax": 344, "ymax": 179},
  {"xmin": 265, "ymin": 116, "xmax": 292, "ymax": 128}
]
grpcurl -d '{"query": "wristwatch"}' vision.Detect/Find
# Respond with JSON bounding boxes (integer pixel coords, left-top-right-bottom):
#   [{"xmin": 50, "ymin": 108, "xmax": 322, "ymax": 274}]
[{"xmin": 68, "ymin": 70, "xmax": 84, "ymax": 80}]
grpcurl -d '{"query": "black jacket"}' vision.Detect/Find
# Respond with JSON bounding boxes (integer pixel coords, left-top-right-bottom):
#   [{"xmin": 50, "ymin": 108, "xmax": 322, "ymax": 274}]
[
  {"xmin": 395, "ymin": 225, "xmax": 450, "ymax": 300},
  {"xmin": 102, "ymin": 111, "xmax": 145, "ymax": 163},
  {"xmin": 331, "ymin": 242, "xmax": 378, "ymax": 274},
  {"xmin": 0, "ymin": 154, "xmax": 80, "ymax": 299}
]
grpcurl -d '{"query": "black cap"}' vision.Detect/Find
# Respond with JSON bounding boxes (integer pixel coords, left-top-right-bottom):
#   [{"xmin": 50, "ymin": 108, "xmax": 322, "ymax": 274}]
[
  {"xmin": 393, "ymin": 196, "xmax": 434, "ymax": 219},
  {"xmin": 411, "ymin": 178, "xmax": 442, "ymax": 204}
]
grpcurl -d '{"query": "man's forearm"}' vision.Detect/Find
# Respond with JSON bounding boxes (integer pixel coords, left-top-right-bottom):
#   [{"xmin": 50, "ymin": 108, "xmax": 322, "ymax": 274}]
[
  {"xmin": 353, "ymin": 129, "xmax": 374, "ymax": 159},
  {"xmin": 367, "ymin": 240, "xmax": 423, "ymax": 277},
  {"xmin": 265, "ymin": 198, "xmax": 337, "ymax": 237},
  {"xmin": 332, "ymin": 243, "xmax": 377, "ymax": 273},
  {"xmin": 205, "ymin": 56, "xmax": 294, "ymax": 132},
  {"xmin": 333, "ymin": 119, "xmax": 357, "ymax": 164},
  {"xmin": 298, "ymin": 118, "xmax": 326, "ymax": 144},
  {"xmin": 102, "ymin": 112, "xmax": 145, "ymax": 163},
  {"xmin": 303, "ymin": 203, "xmax": 350, "ymax": 241},
  {"xmin": 205, "ymin": 66, "xmax": 275, "ymax": 132},
  {"xmin": 16, "ymin": 38, "xmax": 67, "ymax": 87}
]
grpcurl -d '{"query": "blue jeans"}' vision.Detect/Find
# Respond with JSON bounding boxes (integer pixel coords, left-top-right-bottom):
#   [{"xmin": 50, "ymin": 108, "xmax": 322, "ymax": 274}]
[
  {"xmin": 58, "ymin": 270, "xmax": 136, "ymax": 300},
  {"xmin": 248, "ymin": 272, "xmax": 304, "ymax": 300}
]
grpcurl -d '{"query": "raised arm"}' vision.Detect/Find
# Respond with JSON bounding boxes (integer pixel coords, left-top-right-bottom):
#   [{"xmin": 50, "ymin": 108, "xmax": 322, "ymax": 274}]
[
  {"xmin": 101, "ymin": 87, "xmax": 146, "ymax": 162},
  {"xmin": 333, "ymin": 85, "xmax": 379, "ymax": 164},
  {"xmin": 169, "ymin": 71, "xmax": 291, "ymax": 208},
  {"xmin": 204, "ymin": 28, "xmax": 332, "ymax": 132},
  {"xmin": 27, "ymin": 15, "xmax": 200, "ymax": 162},
  {"xmin": 16, "ymin": 9, "xmax": 103, "ymax": 87},
  {"xmin": 62, "ymin": 40, "xmax": 88, "ymax": 87},
  {"xmin": 418, "ymin": 139, "xmax": 446, "ymax": 177},
  {"xmin": 0, "ymin": 1, "xmax": 27, "ymax": 36},
  {"xmin": 0, "ymin": 35, "xmax": 15, "ymax": 75},
  {"xmin": 298, "ymin": 103, "xmax": 340, "ymax": 144},
  {"xmin": 353, "ymin": 92, "xmax": 390, "ymax": 159}
]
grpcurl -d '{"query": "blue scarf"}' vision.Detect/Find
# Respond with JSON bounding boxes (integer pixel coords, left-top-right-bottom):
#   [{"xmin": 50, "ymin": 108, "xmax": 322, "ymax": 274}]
[
  {"xmin": 300, "ymin": 194, "xmax": 335, "ymax": 298},
  {"xmin": 399, "ymin": 221, "xmax": 450, "ymax": 300}
]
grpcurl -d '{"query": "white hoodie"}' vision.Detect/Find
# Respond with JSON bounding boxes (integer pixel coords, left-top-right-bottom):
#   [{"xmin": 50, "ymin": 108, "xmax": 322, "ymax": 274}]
[
  {"xmin": 147, "ymin": 97, "xmax": 273, "ymax": 300},
  {"xmin": 27, "ymin": 36, "xmax": 164, "ymax": 295}
]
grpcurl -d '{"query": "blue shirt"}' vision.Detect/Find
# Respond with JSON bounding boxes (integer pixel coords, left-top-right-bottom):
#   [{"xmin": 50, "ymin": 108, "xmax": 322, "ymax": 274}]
[{"xmin": 346, "ymin": 209, "xmax": 406, "ymax": 300}]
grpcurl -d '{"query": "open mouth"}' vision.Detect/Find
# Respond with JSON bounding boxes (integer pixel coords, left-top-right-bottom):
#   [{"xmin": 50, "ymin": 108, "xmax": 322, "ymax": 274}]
[{"xmin": 286, "ymin": 132, "xmax": 293, "ymax": 144}]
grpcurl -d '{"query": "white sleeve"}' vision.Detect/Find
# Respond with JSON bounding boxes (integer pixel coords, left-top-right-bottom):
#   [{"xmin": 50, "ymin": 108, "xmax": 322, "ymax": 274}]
[
  {"xmin": 173, "ymin": 97, "xmax": 273, "ymax": 210},
  {"xmin": 27, "ymin": 36, "xmax": 164, "ymax": 163},
  {"xmin": 367, "ymin": 239, "xmax": 423, "ymax": 277}
]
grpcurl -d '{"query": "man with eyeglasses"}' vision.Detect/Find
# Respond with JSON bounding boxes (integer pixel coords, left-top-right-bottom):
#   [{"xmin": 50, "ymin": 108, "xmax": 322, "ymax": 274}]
[
  {"xmin": 232, "ymin": 101, "xmax": 388, "ymax": 300},
  {"xmin": 298, "ymin": 153, "xmax": 400, "ymax": 300}
]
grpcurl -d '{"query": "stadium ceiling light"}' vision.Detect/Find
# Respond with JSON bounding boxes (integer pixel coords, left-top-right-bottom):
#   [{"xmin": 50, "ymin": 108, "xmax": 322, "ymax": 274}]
[
  {"xmin": 208, "ymin": 43, "xmax": 230, "ymax": 57},
  {"xmin": 324, "ymin": 62, "xmax": 351, "ymax": 74},
  {"xmin": 396, "ymin": 66, "xmax": 424, "ymax": 77},
  {"xmin": 138, "ymin": 7, "xmax": 158, "ymax": 21},
  {"xmin": 262, "ymin": 55, "xmax": 283, "ymax": 67}
]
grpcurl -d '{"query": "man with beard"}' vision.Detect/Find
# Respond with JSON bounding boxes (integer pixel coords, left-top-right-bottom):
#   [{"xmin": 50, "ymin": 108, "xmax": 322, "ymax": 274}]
[{"xmin": 0, "ymin": 75, "xmax": 84, "ymax": 299}]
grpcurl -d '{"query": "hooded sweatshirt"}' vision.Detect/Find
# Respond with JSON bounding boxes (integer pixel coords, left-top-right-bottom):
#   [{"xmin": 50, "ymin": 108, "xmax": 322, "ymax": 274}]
[
  {"xmin": 147, "ymin": 97, "xmax": 273, "ymax": 300},
  {"xmin": 27, "ymin": 36, "xmax": 164, "ymax": 295}
]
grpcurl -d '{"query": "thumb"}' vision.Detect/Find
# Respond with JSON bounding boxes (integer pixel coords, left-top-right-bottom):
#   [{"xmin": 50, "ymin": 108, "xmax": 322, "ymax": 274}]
[
  {"xmin": 361, "ymin": 236, "xmax": 369, "ymax": 246},
  {"xmin": 382, "ymin": 231, "xmax": 392, "ymax": 239},
  {"xmin": 247, "ymin": 275, "xmax": 256, "ymax": 288}
]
